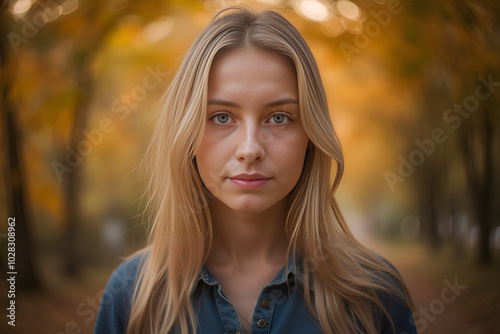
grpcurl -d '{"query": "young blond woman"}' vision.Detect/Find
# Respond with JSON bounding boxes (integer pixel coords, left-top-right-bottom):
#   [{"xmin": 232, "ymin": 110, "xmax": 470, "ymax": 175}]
[{"xmin": 95, "ymin": 8, "xmax": 415, "ymax": 334}]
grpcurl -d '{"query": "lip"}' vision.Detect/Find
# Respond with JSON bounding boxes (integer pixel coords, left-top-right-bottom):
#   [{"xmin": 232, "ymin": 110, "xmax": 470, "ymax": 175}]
[
  {"xmin": 229, "ymin": 173, "xmax": 270, "ymax": 189},
  {"xmin": 230, "ymin": 173, "xmax": 269, "ymax": 180}
]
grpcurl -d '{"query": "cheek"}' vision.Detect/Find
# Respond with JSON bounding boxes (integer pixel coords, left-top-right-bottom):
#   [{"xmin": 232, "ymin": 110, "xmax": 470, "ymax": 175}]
[
  {"xmin": 195, "ymin": 153, "xmax": 218, "ymax": 194},
  {"xmin": 195, "ymin": 134, "xmax": 229, "ymax": 182},
  {"xmin": 275, "ymin": 134, "xmax": 309, "ymax": 174},
  {"xmin": 197, "ymin": 130, "xmax": 228, "ymax": 156},
  {"xmin": 195, "ymin": 138, "xmax": 213, "ymax": 181}
]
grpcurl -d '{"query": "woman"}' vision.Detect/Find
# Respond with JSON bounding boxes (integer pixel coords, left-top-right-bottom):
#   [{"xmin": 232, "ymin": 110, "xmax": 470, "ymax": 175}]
[{"xmin": 95, "ymin": 7, "xmax": 415, "ymax": 334}]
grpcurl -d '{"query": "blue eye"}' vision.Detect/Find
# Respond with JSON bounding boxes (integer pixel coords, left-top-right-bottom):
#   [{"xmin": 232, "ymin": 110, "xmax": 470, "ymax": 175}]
[
  {"xmin": 270, "ymin": 114, "xmax": 290, "ymax": 124},
  {"xmin": 212, "ymin": 113, "xmax": 232, "ymax": 124}
]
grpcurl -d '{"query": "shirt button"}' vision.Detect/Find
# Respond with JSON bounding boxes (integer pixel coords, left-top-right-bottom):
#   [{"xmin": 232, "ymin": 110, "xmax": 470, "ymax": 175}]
[
  {"xmin": 261, "ymin": 298, "xmax": 271, "ymax": 307},
  {"xmin": 257, "ymin": 319, "xmax": 266, "ymax": 328}
]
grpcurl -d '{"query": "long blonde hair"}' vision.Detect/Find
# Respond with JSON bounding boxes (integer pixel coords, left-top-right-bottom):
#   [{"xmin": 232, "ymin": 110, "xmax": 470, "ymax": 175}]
[{"xmin": 127, "ymin": 8, "xmax": 412, "ymax": 334}]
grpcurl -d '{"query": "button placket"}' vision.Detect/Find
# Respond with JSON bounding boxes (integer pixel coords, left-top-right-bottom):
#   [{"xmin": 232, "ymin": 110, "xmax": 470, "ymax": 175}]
[{"xmin": 250, "ymin": 289, "xmax": 276, "ymax": 333}]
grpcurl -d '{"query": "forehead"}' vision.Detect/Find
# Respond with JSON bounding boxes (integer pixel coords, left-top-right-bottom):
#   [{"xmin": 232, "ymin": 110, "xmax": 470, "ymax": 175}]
[{"xmin": 207, "ymin": 47, "xmax": 298, "ymax": 101}]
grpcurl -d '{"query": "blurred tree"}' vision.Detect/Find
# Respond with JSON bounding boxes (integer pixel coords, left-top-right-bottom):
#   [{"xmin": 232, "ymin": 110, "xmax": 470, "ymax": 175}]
[
  {"xmin": 0, "ymin": 0, "xmax": 39, "ymax": 289},
  {"xmin": 4, "ymin": 0, "xmax": 206, "ymax": 277},
  {"xmin": 459, "ymin": 0, "xmax": 499, "ymax": 264},
  {"xmin": 404, "ymin": 0, "xmax": 500, "ymax": 264},
  {"xmin": 334, "ymin": 0, "xmax": 500, "ymax": 263},
  {"xmin": 438, "ymin": 0, "xmax": 499, "ymax": 264}
]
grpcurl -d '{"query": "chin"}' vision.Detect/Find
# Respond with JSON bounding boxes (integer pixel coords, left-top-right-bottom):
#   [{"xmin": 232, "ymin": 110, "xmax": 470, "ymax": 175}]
[
  {"xmin": 222, "ymin": 196, "xmax": 276, "ymax": 214},
  {"xmin": 228, "ymin": 203, "xmax": 273, "ymax": 214}
]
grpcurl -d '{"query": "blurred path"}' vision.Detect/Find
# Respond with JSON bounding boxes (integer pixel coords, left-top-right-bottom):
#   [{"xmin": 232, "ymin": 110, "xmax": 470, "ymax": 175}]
[
  {"xmin": 361, "ymin": 235, "xmax": 500, "ymax": 334},
  {"xmin": 0, "ymin": 255, "xmax": 110, "ymax": 334}
]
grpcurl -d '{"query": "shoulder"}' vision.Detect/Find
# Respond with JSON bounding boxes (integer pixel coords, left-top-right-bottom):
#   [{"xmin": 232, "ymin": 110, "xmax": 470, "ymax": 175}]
[
  {"xmin": 102, "ymin": 251, "xmax": 147, "ymax": 305},
  {"xmin": 94, "ymin": 251, "xmax": 149, "ymax": 334},
  {"xmin": 107, "ymin": 252, "xmax": 147, "ymax": 292},
  {"xmin": 372, "ymin": 255, "xmax": 417, "ymax": 334}
]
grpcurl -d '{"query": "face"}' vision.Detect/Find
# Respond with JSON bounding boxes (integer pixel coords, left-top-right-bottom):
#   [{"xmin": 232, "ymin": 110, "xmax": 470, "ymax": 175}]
[{"xmin": 195, "ymin": 47, "xmax": 310, "ymax": 214}]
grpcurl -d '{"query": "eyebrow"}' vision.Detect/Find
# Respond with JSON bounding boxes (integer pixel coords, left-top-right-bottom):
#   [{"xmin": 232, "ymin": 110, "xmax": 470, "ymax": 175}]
[{"xmin": 207, "ymin": 98, "xmax": 299, "ymax": 108}]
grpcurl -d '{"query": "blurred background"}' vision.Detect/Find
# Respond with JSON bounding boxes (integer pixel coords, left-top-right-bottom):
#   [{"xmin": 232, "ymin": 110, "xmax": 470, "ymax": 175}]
[{"xmin": 0, "ymin": 0, "xmax": 499, "ymax": 333}]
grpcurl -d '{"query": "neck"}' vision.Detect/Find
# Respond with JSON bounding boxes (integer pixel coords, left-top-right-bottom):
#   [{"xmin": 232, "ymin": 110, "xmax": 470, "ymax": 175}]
[{"xmin": 206, "ymin": 197, "xmax": 289, "ymax": 269}]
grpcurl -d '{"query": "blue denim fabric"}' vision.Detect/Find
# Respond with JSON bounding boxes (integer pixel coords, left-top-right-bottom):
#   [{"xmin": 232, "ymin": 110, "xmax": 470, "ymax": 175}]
[{"xmin": 94, "ymin": 253, "xmax": 416, "ymax": 334}]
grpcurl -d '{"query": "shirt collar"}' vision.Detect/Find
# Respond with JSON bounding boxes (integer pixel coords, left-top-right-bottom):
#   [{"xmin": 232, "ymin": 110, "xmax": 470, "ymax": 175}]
[{"xmin": 193, "ymin": 253, "xmax": 313, "ymax": 292}]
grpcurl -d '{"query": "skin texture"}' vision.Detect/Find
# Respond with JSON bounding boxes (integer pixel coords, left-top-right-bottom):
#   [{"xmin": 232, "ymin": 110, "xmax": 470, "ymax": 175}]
[
  {"xmin": 197, "ymin": 47, "xmax": 309, "ymax": 214},
  {"xmin": 195, "ymin": 47, "xmax": 310, "ymax": 333}
]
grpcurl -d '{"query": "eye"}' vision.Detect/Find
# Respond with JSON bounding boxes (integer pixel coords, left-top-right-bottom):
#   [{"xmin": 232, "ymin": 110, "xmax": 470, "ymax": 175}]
[
  {"xmin": 210, "ymin": 113, "xmax": 233, "ymax": 125},
  {"xmin": 269, "ymin": 114, "xmax": 291, "ymax": 125}
]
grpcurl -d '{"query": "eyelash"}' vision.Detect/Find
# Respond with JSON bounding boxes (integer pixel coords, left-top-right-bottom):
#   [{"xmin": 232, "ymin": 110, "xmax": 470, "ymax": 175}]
[{"xmin": 209, "ymin": 113, "xmax": 292, "ymax": 126}]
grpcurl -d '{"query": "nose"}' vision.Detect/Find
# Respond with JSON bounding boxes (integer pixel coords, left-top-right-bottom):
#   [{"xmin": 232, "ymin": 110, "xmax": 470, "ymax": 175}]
[{"xmin": 235, "ymin": 122, "xmax": 266, "ymax": 163}]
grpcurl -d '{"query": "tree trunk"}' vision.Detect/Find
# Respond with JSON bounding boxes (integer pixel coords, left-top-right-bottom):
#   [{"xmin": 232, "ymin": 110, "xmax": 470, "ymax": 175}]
[
  {"xmin": 476, "ymin": 109, "xmax": 493, "ymax": 264},
  {"xmin": 459, "ymin": 107, "xmax": 493, "ymax": 265},
  {"xmin": 1, "ymin": 0, "xmax": 39, "ymax": 288},
  {"xmin": 61, "ymin": 64, "xmax": 93, "ymax": 276},
  {"xmin": 0, "ymin": 105, "xmax": 39, "ymax": 289}
]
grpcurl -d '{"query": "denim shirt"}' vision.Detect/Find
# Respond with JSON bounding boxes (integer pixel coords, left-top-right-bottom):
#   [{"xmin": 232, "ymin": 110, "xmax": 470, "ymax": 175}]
[{"xmin": 94, "ymin": 252, "xmax": 416, "ymax": 334}]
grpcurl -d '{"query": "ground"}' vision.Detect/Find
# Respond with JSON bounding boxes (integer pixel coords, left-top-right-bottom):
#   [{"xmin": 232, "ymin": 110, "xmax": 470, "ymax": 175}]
[{"xmin": 368, "ymin": 238, "xmax": 500, "ymax": 334}]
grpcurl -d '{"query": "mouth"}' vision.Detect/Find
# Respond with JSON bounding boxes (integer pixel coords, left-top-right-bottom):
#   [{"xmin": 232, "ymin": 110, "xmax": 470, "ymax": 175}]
[{"xmin": 228, "ymin": 173, "xmax": 271, "ymax": 189}]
